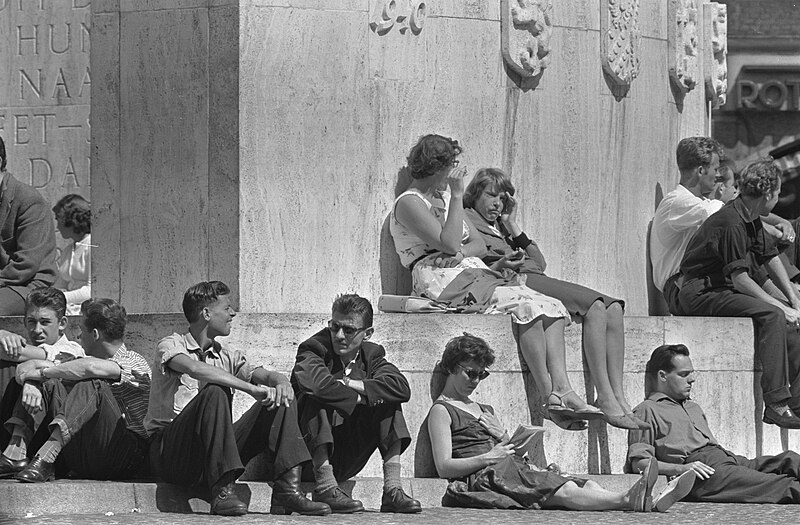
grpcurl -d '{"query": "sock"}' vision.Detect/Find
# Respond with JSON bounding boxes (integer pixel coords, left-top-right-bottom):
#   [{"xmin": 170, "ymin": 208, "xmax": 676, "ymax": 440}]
[
  {"xmin": 769, "ymin": 402, "xmax": 791, "ymax": 414},
  {"xmin": 313, "ymin": 464, "xmax": 338, "ymax": 494},
  {"xmin": 36, "ymin": 428, "xmax": 64, "ymax": 464},
  {"xmin": 383, "ymin": 461, "xmax": 402, "ymax": 492},
  {"xmin": 4, "ymin": 429, "xmax": 27, "ymax": 461}
]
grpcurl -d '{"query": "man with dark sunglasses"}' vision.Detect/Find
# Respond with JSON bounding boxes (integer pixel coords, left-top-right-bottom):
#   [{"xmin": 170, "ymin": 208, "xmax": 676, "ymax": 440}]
[{"xmin": 291, "ymin": 294, "xmax": 421, "ymax": 514}]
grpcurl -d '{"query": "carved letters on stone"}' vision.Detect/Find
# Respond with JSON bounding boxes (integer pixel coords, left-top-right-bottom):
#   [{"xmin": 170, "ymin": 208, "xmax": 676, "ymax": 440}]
[
  {"xmin": 704, "ymin": 2, "xmax": 728, "ymax": 107},
  {"xmin": 600, "ymin": 0, "xmax": 641, "ymax": 86},
  {"xmin": 668, "ymin": 0, "xmax": 700, "ymax": 94},
  {"xmin": 370, "ymin": 0, "xmax": 427, "ymax": 35},
  {"xmin": 501, "ymin": 0, "xmax": 552, "ymax": 78}
]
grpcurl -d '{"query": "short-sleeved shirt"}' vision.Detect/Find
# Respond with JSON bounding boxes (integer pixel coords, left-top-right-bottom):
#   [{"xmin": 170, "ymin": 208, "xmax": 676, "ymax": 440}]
[
  {"xmin": 41, "ymin": 334, "xmax": 85, "ymax": 364},
  {"xmin": 627, "ymin": 392, "xmax": 717, "ymax": 467},
  {"xmin": 143, "ymin": 332, "xmax": 256, "ymax": 434},
  {"xmin": 680, "ymin": 196, "xmax": 779, "ymax": 287},
  {"xmin": 108, "ymin": 344, "xmax": 151, "ymax": 440}
]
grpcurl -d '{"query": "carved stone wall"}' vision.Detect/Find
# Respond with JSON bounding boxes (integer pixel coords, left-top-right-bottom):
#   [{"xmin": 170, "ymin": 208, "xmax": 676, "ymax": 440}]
[
  {"xmin": 0, "ymin": 0, "xmax": 91, "ymax": 242},
  {"xmin": 668, "ymin": 0, "xmax": 700, "ymax": 94},
  {"xmin": 600, "ymin": 0, "xmax": 641, "ymax": 86},
  {"xmin": 704, "ymin": 1, "xmax": 727, "ymax": 107},
  {"xmin": 501, "ymin": 0, "xmax": 552, "ymax": 78}
]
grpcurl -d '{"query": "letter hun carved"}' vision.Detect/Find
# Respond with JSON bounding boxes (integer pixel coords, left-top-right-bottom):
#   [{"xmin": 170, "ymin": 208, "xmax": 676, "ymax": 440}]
[
  {"xmin": 669, "ymin": 0, "xmax": 700, "ymax": 94},
  {"xmin": 501, "ymin": 0, "xmax": 552, "ymax": 78},
  {"xmin": 601, "ymin": 0, "xmax": 641, "ymax": 86}
]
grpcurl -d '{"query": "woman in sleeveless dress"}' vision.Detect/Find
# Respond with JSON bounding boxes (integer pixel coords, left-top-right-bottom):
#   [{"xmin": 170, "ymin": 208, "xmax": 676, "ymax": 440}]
[{"xmin": 425, "ymin": 333, "xmax": 683, "ymax": 511}]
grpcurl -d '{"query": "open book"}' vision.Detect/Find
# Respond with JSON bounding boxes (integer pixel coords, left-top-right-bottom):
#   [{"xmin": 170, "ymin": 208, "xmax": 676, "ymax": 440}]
[{"xmin": 508, "ymin": 424, "xmax": 545, "ymax": 453}]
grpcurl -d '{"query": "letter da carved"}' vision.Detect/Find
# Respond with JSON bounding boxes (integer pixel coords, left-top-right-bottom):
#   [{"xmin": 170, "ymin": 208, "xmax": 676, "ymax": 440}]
[
  {"xmin": 600, "ymin": 0, "xmax": 641, "ymax": 86},
  {"xmin": 668, "ymin": 0, "xmax": 700, "ymax": 94},
  {"xmin": 703, "ymin": 2, "xmax": 727, "ymax": 107},
  {"xmin": 501, "ymin": 0, "xmax": 552, "ymax": 78}
]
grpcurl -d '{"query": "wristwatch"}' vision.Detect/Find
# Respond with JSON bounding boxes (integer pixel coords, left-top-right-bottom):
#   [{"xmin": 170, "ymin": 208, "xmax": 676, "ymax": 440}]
[
  {"xmin": 40, "ymin": 367, "xmax": 49, "ymax": 380},
  {"xmin": 342, "ymin": 376, "xmax": 351, "ymax": 387}
]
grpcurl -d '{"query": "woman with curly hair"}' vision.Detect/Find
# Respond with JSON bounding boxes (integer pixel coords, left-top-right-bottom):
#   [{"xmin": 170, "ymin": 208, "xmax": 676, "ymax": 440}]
[
  {"xmin": 52, "ymin": 194, "xmax": 91, "ymax": 314},
  {"xmin": 678, "ymin": 159, "xmax": 800, "ymax": 429}
]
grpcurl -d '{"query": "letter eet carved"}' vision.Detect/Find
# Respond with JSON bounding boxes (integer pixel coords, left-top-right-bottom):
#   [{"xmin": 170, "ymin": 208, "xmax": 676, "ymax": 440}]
[
  {"xmin": 669, "ymin": 0, "xmax": 700, "ymax": 94},
  {"xmin": 703, "ymin": 2, "xmax": 727, "ymax": 107},
  {"xmin": 601, "ymin": 0, "xmax": 641, "ymax": 86},
  {"xmin": 501, "ymin": 0, "xmax": 552, "ymax": 78}
]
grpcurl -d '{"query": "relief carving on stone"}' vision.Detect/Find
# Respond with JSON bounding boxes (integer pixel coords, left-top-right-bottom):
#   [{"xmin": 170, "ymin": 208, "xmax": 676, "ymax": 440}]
[
  {"xmin": 501, "ymin": 0, "xmax": 552, "ymax": 78},
  {"xmin": 668, "ymin": 0, "xmax": 700, "ymax": 94},
  {"xmin": 704, "ymin": 2, "xmax": 728, "ymax": 107},
  {"xmin": 600, "ymin": 0, "xmax": 641, "ymax": 86}
]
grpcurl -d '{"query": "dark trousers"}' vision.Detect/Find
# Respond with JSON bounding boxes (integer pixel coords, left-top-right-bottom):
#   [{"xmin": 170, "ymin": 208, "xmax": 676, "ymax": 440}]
[
  {"xmin": 0, "ymin": 361, "xmax": 22, "ymax": 449},
  {"xmin": 149, "ymin": 384, "xmax": 310, "ymax": 490},
  {"xmin": 663, "ymin": 276, "xmax": 684, "ymax": 316},
  {"xmin": 0, "ymin": 286, "xmax": 27, "ymax": 316},
  {"xmin": 298, "ymin": 397, "xmax": 411, "ymax": 481},
  {"xmin": 678, "ymin": 278, "xmax": 796, "ymax": 405},
  {"xmin": 686, "ymin": 444, "xmax": 800, "ymax": 503}
]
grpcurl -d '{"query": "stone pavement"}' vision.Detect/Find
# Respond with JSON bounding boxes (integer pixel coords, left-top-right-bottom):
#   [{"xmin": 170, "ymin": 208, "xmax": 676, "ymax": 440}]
[{"xmin": 5, "ymin": 504, "xmax": 800, "ymax": 525}]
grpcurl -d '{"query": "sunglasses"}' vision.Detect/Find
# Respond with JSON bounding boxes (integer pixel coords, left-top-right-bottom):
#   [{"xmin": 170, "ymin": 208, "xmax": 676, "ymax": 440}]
[
  {"xmin": 456, "ymin": 363, "xmax": 490, "ymax": 381},
  {"xmin": 327, "ymin": 320, "xmax": 367, "ymax": 338}
]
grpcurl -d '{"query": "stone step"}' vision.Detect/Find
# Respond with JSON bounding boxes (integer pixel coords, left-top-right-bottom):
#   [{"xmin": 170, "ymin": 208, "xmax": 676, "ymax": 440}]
[{"xmin": 0, "ymin": 475, "xmax": 665, "ymax": 517}]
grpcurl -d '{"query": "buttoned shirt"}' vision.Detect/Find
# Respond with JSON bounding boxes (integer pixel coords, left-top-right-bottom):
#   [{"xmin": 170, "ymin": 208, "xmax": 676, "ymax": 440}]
[
  {"xmin": 650, "ymin": 185, "xmax": 723, "ymax": 291},
  {"xmin": 108, "ymin": 344, "xmax": 151, "ymax": 440},
  {"xmin": 627, "ymin": 392, "xmax": 717, "ymax": 466},
  {"xmin": 41, "ymin": 334, "xmax": 85, "ymax": 364},
  {"xmin": 680, "ymin": 196, "xmax": 779, "ymax": 287},
  {"xmin": 143, "ymin": 332, "xmax": 256, "ymax": 434}
]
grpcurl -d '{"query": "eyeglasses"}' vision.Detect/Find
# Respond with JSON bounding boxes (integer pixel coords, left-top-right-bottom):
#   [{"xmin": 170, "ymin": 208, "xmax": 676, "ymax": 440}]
[
  {"xmin": 327, "ymin": 320, "xmax": 368, "ymax": 339},
  {"xmin": 456, "ymin": 363, "xmax": 489, "ymax": 381}
]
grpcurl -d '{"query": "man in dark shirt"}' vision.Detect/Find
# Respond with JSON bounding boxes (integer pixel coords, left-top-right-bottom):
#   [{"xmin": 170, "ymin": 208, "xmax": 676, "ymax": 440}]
[
  {"xmin": 628, "ymin": 344, "xmax": 800, "ymax": 503},
  {"xmin": 678, "ymin": 159, "xmax": 800, "ymax": 428},
  {"xmin": 291, "ymin": 294, "xmax": 421, "ymax": 514}
]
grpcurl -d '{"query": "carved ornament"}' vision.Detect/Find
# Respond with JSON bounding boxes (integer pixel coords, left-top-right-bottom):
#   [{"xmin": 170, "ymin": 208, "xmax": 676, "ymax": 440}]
[
  {"xmin": 501, "ymin": 0, "xmax": 553, "ymax": 78},
  {"xmin": 600, "ymin": 0, "xmax": 641, "ymax": 86},
  {"xmin": 668, "ymin": 0, "xmax": 700, "ymax": 94},
  {"xmin": 704, "ymin": 2, "xmax": 728, "ymax": 107}
]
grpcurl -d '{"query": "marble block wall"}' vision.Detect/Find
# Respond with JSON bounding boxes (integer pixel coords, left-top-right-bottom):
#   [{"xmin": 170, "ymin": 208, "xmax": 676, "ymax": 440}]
[{"xmin": 91, "ymin": 0, "xmax": 714, "ymax": 314}]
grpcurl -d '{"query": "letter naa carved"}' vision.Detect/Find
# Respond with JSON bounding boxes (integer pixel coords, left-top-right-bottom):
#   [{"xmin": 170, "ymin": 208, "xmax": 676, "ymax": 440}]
[
  {"xmin": 501, "ymin": 0, "xmax": 552, "ymax": 78},
  {"xmin": 669, "ymin": 0, "xmax": 700, "ymax": 94},
  {"xmin": 600, "ymin": 0, "xmax": 641, "ymax": 86},
  {"xmin": 704, "ymin": 2, "xmax": 727, "ymax": 107}
]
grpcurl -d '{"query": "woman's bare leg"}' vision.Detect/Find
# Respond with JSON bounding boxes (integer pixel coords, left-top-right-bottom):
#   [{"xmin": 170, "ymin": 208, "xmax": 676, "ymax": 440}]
[
  {"xmin": 542, "ymin": 481, "xmax": 629, "ymax": 511},
  {"xmin": 581, "ymin": 300, "xmax": 625, "ymax": 417},
  {"xmin": 604, "ymin": 302, "xmax": 632, "ymax": 413}
]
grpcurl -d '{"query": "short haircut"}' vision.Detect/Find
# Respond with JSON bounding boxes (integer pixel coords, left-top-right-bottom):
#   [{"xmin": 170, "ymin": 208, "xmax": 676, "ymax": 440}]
[
  {"xmin": 406, "ymin": 134, "xmax": 462, "ymax": 180},
  {"xmin": 332, "ymin": 293, "xmax": 373, "ymax": 328},
  {"xmin": 718, "ymin": 158, "xmax": 738, "ymax": 184},
  {"xmin": 182, "ymin": 281, "xmax": 230, "ymax": 323},
  {"xmin": 676, "ymin": 137, "xmax": 724, "ymax": 172},
  {"xmin": 81, "ymin": 298, "xmax": 127, "ymax": 341},
  {"xmin": 463, "ymin": 168, "xmax": 516, "ymax": 209},
  {"xmin": 0, "ymin": 135, "xmax": 6, "ymax": 171},
  {"xmin": 645, "ymin": 344, "xmax": 690, "ymax": 381},
  {"xmin": 52, "ymin": 194, "xmax": 92, "ymax": 236},
  {"xmin": 441, "ymin": 333, "xmax": 496, "ymax": 374},
  {"xmin": 738, "ymin": 158, "xmax": 781, "ymax": 198},
  {"xmin": 25, "ymin": 287, "xmax": 67, "ymax": 319}
]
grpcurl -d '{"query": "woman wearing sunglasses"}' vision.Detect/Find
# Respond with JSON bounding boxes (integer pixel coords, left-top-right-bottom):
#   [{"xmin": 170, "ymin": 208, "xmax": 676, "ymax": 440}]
[{"xmin": 425, "ymin": 334, "xmax": 682, "ymax": 512}]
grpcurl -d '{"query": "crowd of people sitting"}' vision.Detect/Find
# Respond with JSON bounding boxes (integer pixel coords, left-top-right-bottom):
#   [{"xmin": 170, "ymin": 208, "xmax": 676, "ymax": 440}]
[{"xmin": 2, "ymin": 132, "xmax": 800, "ymax": 516}]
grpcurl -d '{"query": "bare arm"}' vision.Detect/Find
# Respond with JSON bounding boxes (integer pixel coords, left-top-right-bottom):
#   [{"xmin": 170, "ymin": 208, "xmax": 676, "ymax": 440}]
[
  {"xmin": 251, "ymin": 367, "xmax": 290, "ymax": 408},
  {"xmin": 731, "ymin": 268, "xmax": 800, "ymax": 323},
  {"xmin": 26, "ymin": 357, "xmax": 121, "ymax": 382},
  {"xmin": 631, "ymin": 457, "xmax": 715, "ymax": 480},
  {"xmin": 168, "ymin": 353, "xmax": 267, "ymax": 401},
  {"xmin": 0, "ymin": 330, "xmax": 46, "ymax": 362},
  {"xmin": 765, "ymin": 255, "xmax": 800, "ymax": 309}
]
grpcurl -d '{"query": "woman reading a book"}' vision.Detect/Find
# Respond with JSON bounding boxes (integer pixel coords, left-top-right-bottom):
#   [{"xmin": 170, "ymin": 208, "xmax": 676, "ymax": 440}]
[{"xmin": 426, "ymin": 333, "xmax": 681, "ymax": 512}]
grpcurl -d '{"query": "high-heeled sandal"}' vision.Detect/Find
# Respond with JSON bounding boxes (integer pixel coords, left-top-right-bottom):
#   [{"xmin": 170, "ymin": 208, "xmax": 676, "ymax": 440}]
[
  {"xmin": 543, "ymin": 410, "xmax": 588, "ymax": 431},
  {"xmin": 588, "ymin": 400, "xmax": 642, "ymax": 430},
  {"xmin": 546, "ymin": 390, "xmax": 604, "ymax": 420}
]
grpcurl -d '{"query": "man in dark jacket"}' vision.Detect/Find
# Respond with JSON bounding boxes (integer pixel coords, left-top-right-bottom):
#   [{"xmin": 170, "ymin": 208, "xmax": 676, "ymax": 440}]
[
  {"xmin": 292, "ymin": 294, "xmax": 420, "ymax": 514},
  {"xmin": 0, "ymin": 136, "xmax": 58, "ymax": 315}
]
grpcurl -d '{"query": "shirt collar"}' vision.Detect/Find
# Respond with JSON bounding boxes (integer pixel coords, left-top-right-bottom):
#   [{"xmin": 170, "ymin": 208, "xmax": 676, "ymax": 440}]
[
  {"xmin": 731, "ymin": 196, "xmax": 758, "ymax": 224},
  {"xmin": 646, "ymin": 391, "xmax": 687, "ymax": 404},
  {"xmin": 184, "ymin": 332, "xmax": 219, "ymax": 360}
]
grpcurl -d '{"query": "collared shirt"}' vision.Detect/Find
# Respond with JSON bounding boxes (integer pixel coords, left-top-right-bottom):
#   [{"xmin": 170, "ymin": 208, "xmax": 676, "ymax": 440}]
[
  {"xmin": 108, "ymin": 344, "xmax": 151, "ymax": 440},
  {"xmin": 680, "ymin": 196, "xmax": 778, "ymax": 286},
  {"xmin": 627, "ymin": 392, "xmax": 717, "ymax": 466},
  {"xmin": 650, "ymin": 185, "xmax": 723, "ymax": 291},
  {"xmin": 143, "ymin": 332, "xmax": 256, "ymax": 434},
  {"xmin": 40, "ymin": 334, "xmax": 85, "ymax": 364}
]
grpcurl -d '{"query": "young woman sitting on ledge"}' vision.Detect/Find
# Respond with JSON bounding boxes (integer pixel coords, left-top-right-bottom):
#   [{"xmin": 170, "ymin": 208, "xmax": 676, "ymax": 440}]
[
  {"xmin": 390, "ymin": 134, "xmax": 603, "ymax": 430},
  {"xmin": 425, "ymin": 333, "xmax": 679, "ymax": 512}
]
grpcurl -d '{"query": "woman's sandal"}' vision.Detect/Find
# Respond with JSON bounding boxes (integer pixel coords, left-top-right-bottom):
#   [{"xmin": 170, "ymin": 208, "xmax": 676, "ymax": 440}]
[
  {"xmin": 546, "ymin": 390, "xmax": 604, "ymax": 420},
  {"xmin": 543, "ymin": 410, "xmax": 588, "ymax": 431},
  {"xmin": 589, "ymin": 400, "xmax": 642, "ymax": 430}
]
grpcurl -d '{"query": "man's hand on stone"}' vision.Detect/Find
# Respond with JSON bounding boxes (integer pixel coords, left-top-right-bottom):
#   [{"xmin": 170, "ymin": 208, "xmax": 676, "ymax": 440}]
[{"xmin": 684, "ymin": 461, "xmax": 715, "ymax": 480}]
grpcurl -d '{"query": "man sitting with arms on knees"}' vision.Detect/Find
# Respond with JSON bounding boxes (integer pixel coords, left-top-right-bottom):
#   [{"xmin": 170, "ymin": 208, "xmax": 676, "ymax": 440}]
[
  {"xmin": 2, "ymin": 298, "xmax": 150, "ymax": 482},
  {"xmin": 144, "ymin": 281, "xmax": 330, "ymax": 517},
  {"xmin": 628, "ymin": 344, "xmax": 800, "ymax": 504},
  {"xmin": 292, "ymin": 294, "xmax": 421, "ymax": 514}
]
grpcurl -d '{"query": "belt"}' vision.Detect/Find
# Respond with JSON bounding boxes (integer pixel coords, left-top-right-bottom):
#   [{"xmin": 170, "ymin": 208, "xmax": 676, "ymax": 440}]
[{"xmin": 665, "ymin": 273, "xmax": 684, "ymax": 291}]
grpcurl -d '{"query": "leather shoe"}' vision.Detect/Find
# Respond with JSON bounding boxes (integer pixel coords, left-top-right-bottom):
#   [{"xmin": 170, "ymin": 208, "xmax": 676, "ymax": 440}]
[
  {"xmin": 15, "ymin": 455, "xmax": 55, "ymax": 483},
  {"xmin": 628, "ymin": 456, "xmax": 658, "ymax": 512},
  {"xmin": 764, "ymin": 406, "xmax": 800, "ymax": 429},
  {"xmin": 210, "ymin": 482, "xmax": 248, "ymax": 516},
  {"xmin": 653, "ymin": 470, "xmax": 696, "ymax": 512},
  {"xmin": 270, "ymin": 465, "xmax": 331, "ymax": 516},
  {"xmin": 380, "ymin": 487, "xmax": 422, "ymax": 513},
  {"xmin": 312, "ymin": 486, "xmax": 364, "ymax": 513},
  {"xmin": 0, "ymin": 455, "xmax": 28, "ymax": 479}
]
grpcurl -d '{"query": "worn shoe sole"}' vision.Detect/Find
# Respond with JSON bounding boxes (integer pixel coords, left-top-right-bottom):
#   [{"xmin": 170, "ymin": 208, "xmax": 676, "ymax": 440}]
[
  {"xmin": 653, "ymin": 470, "xmax": 696, "ymax": 512},
  {"xmin": 270, "ymin": 505, "xmax": 332, "ymax": 516},
  {"xmin": 380, "ymin": 504, "xmax": 422, "ymax": 513},
  {"xmin": 632, "ymin": 457, "xmax": 658, "ymax": 512}
]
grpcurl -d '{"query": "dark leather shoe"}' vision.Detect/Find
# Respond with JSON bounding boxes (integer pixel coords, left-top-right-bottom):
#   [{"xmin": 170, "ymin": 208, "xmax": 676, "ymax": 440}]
[
  {"xmin": 380, "ymin": 487, "xmax": 422, "ymax": 513},
  {"xmin": 0, "ymin": 455, "xmax": 28, "ymax": 479},
  {"xmin": 764, "ymin": 406, "xmax": 800, "ymax": 429},
  {"xmin": 629, "ymin": 456, "xmax": 658, "ymax": 512},
  {"xmin": 210, "ymin": 482, "xmax": 248, "ymax": 516},
  {"xmin": 312, "ymin": 486, "xmax": 364, "ymax": 514},
  {"xmin": 270, "ymin": 465, "xmax": 331, "ymax": 516},
  {"xmin": 15, "ymin": 455, "xmax": 55, "ymax": 483}
]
